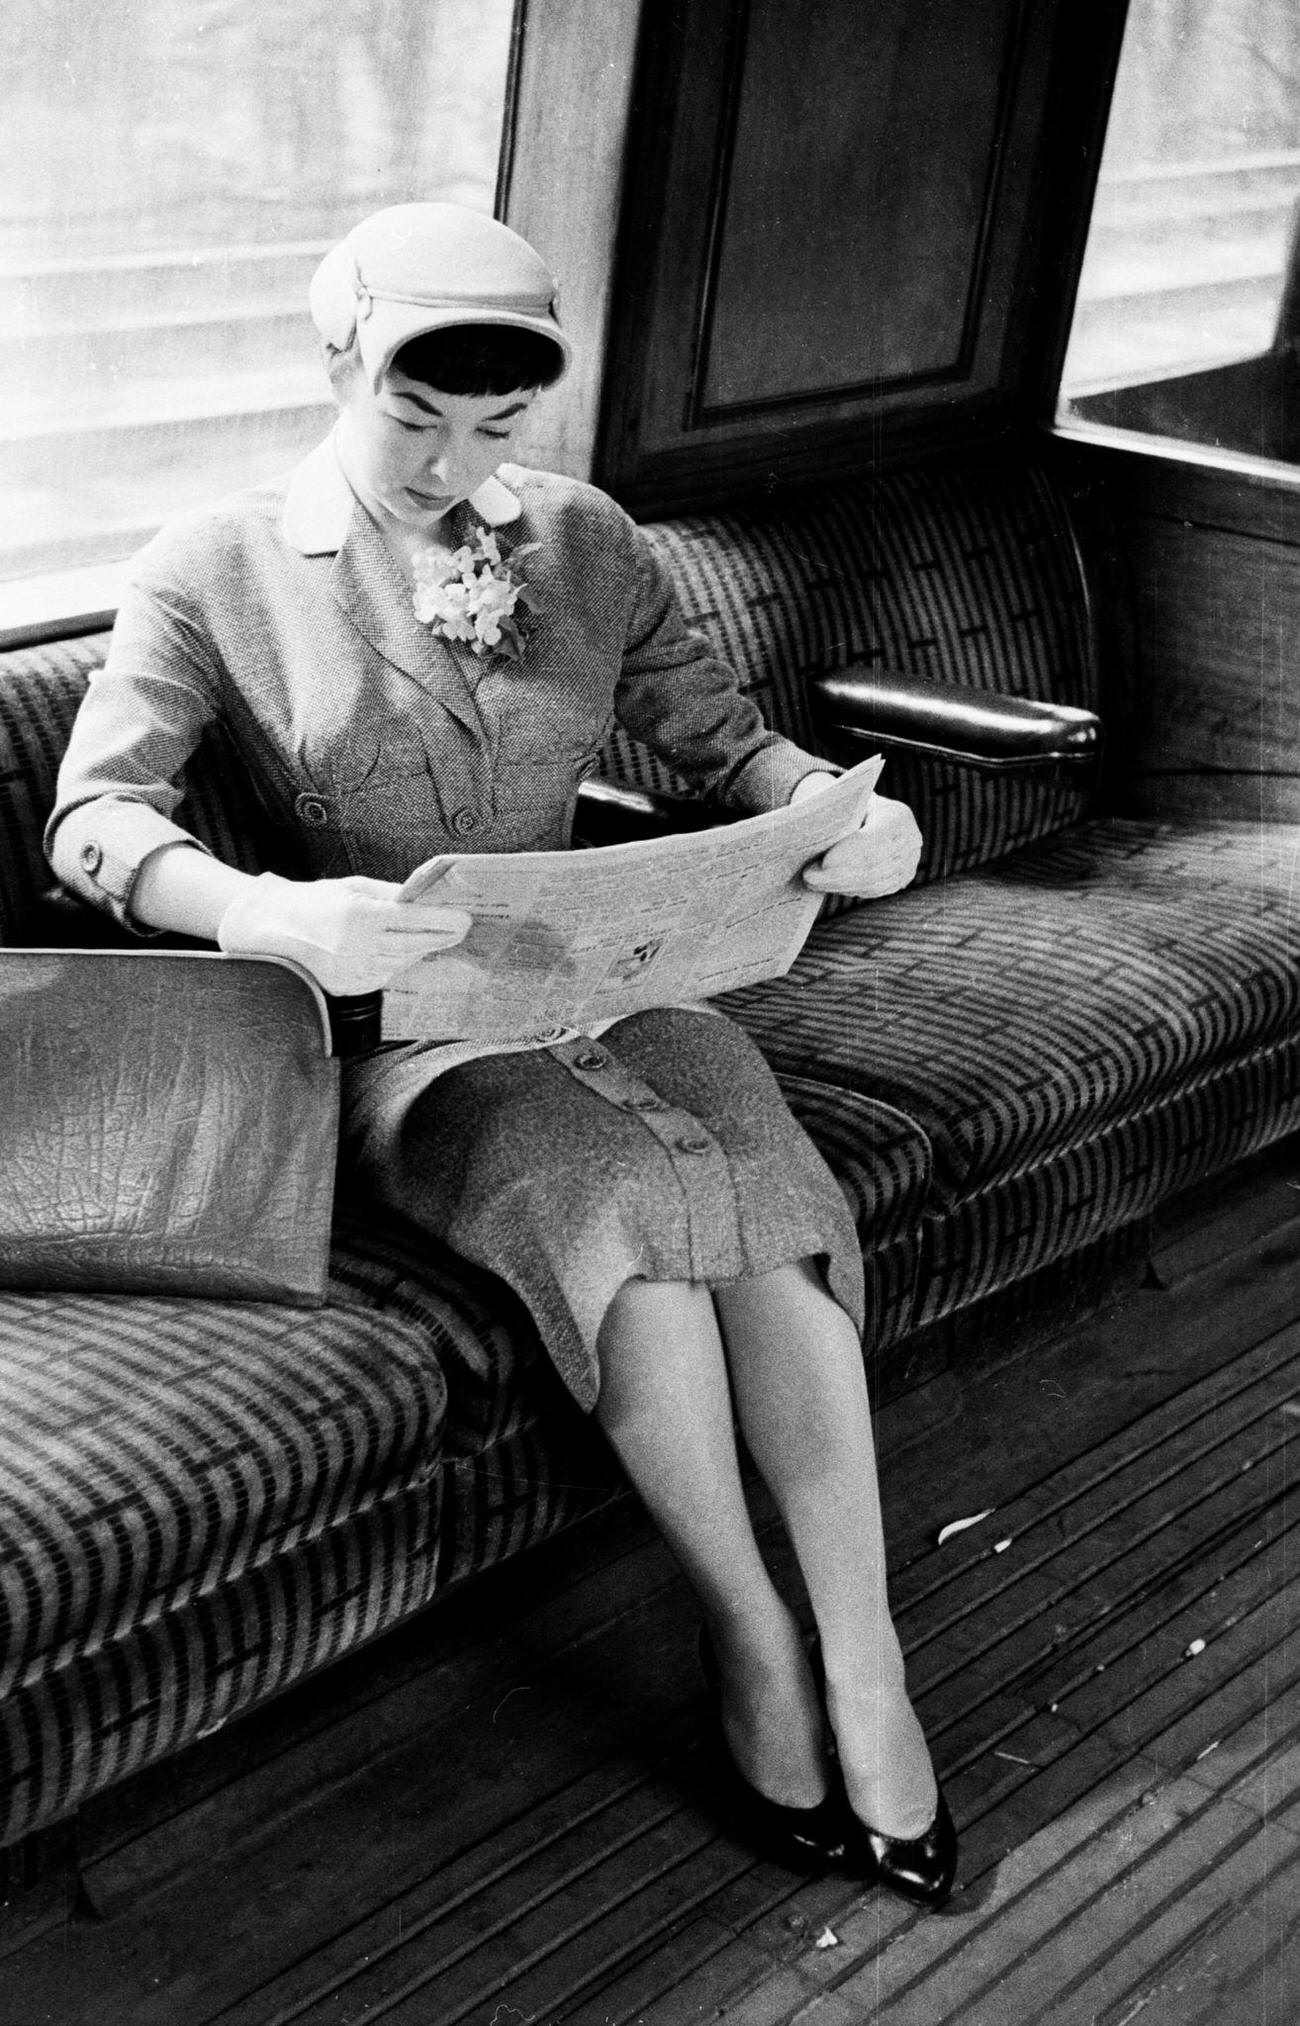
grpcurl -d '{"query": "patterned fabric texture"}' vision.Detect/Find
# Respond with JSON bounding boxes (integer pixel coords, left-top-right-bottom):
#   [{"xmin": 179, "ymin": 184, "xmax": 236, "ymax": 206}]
[
  {"xmin": 607, "ymin": 462, "xmax": 1098, "ymax": 887},
  {"xmin": 0, "ymin": 1291, "xmax": 446, "ymax": 1698},
  {"xmin": 724, "ymin": 821, "xmax": 1300, "ymax": 1197},
  {"xmin": 437, "ymin": 1412, "xmax": 620, "ymax": 1590},
  {"xmin": 914, "ymin": 1042, "xmax": 1300, "ymax": 1326},
  {"xmin": 725, "ymin": 818, "xmax": 1300, "ymax": 1323},
  {"xmin": 0, "ymin": 1484, "xmax": 441, "ymax": 1852},
  {"xmin": 0, "ymin": 1282, "xmax": 450, "ymax": 1843}
]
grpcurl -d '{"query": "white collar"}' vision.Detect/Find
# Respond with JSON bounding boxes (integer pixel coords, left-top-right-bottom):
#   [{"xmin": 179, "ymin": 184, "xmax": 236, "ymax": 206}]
[{"xmin": 280, "ymin": 432, "xmax": 522, "ymax": 556}]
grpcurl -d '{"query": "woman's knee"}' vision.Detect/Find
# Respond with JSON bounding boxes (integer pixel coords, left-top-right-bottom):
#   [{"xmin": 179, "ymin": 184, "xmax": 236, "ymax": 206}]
[{"xmin": 598, "ymin": 1275, "xmax": 714, "ymax": 1351}]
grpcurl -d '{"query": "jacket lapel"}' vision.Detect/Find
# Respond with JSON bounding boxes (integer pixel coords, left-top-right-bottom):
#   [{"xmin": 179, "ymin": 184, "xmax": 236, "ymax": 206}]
[
  {"xmin": 280, "ymin": 436, "xmax": 479, "ymax": 736},
  {"xmin": 329, "ymin": 508, "xmax": 486, "ymax": 739}
]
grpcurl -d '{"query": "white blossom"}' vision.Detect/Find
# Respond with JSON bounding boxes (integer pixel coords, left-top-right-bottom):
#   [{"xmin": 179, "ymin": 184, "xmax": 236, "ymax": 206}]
[{"xmin": 411, "ymin": 530, "xmax": 532, "ymax": 658}]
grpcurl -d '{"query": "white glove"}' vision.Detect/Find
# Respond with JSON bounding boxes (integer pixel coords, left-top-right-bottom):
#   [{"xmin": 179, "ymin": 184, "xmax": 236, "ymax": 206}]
[
  {"xmin": 217, "ymin": 872, "xmax": 472, "ymax": 995},
  {"xmin": 798, "ymin": 785, "xmax": 923, "ymax": 899}
]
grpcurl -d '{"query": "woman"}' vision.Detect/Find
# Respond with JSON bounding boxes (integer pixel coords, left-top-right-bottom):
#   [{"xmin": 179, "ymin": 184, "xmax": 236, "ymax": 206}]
[{"xmin": 47, "ymin": 203, "xmax": 956, "ymax": 1905}]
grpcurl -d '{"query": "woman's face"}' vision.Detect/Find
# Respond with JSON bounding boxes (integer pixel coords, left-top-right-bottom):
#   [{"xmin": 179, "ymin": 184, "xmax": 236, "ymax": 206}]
[{"xmin": 336, "ymin": 362, "xmax": 537, "ymax": 533}]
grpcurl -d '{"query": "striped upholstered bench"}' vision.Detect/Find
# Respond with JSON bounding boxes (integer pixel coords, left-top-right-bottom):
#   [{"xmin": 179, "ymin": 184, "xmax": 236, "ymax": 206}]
[{"xmin": 2, "ymin": 454, "xmax": 1298, "ymax": 1862}]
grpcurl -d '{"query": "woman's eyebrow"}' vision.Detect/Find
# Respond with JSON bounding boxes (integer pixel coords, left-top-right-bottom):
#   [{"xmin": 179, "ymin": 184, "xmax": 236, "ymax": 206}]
[{"xmin": 393, "ymin": 391, "xmax": 530, "ymax": 422}]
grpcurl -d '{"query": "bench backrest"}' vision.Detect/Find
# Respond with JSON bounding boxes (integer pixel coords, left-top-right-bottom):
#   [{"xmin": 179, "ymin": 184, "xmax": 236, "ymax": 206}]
[{"xmin": 620, "ymin": 459, "xmax": 1100, "ymax": 884}]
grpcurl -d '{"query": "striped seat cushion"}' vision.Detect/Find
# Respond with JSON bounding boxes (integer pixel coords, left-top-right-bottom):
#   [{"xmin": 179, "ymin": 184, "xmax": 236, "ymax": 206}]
[
  {"xmin": 0, "ymin": 1482, "xmax": 443, "ymax": 1851},
  {"xmin": 437, "ymin": 1413, "xmax": 621, "ymax": 1590},
  {"xmin": 914, "ymin": 1040, "xmax": 1300, "ymax": 1327},
  {"xmin": 0, "ymin": 1290, "xmax": 447, "ymax": 1702},
  {"xmin": 724, "ymin": 819, "xmax": 1300, "ymax": 1201}
]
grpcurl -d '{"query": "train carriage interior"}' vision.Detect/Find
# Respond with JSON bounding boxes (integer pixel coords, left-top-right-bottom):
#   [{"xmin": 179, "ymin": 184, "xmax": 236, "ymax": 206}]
[{"xmin": 1, "ymin": 0, "xmax": 1298, "ymax": 2019}]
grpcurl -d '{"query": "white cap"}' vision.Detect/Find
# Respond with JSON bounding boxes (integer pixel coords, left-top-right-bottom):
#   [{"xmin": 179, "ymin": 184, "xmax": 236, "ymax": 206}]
[{"xmin": 309, "ymin": 202, "xmax": 571, "ymax": 387}]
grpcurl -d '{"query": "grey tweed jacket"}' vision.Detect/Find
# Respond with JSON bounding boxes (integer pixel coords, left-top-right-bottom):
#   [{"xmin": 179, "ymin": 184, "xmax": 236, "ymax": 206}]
[{"xmin": 47, "ymin": 437, "xmax": 825, "ymax": 922}]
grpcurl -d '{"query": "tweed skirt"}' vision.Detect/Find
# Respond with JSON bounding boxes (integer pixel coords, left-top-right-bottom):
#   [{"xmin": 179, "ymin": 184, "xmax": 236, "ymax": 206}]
[{"xmin": 340, "ymin": 1009, "xmax": 864, "ymax": 1409}]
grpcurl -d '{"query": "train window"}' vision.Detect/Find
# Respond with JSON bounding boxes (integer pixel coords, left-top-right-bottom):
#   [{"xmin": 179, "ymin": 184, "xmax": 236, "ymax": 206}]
[
  {"xmin": 0, "ymin": 0, "xmax": 517, "ymax": 626},
  {"xmin": 1057, "ymin": 0, "xmax": 1300, "ymax": 470}
]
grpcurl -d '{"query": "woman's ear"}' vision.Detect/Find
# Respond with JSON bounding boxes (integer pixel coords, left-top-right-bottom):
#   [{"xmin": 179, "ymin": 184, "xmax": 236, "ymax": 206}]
[{"xmin": 322, "ymin": 340, "xmax": 362, "ymax": 400}]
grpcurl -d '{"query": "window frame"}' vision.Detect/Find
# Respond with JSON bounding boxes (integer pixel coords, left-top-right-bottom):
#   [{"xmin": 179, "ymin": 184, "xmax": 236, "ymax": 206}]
[{"xmin": 1042, "ymin": 1, "xmax": 1300, "ymax": 510}]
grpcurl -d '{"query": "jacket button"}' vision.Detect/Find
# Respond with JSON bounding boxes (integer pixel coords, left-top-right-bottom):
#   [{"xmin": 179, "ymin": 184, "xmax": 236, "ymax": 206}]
[
  {"xmin": 675, "ymin": 1134, "xmax": 713, "ymax": 1156},
  {"xmin": 451, "ymin": 808, "xmax": 479, "ymax": 837},
  {"xmin": 78, "ymin": 842, "xmax": 104, "ymax": 874},
  {"xmin": 295, "ymin": 793, "xmax": 331, "ymax": 827},
  {"xmin": 573, "ymin": 1050, "xmax": 606, "ymax": 1071},
  {"xmin": 621, "ymin": 1094, "xmax": 666, "ymax": 1112}
]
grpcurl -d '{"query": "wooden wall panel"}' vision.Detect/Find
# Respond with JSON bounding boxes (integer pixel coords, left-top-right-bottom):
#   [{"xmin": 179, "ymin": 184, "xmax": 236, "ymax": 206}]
[
  {"xmin": 500, "ymin": 0, "xmax": 642, "ymax": 480},
  {"xmin": 1056, "ymin": 442, "xmax": 1300, "ymax": 825},
  {"xmin": 702, "ymin": 0, "xmax": 1020, "ymax": 414},
  {"xmin": 1131, "ymin": 517, "xmax": 1300, "ymax": 778},
  {"xmin": 597, "ymin": 0, "xmax": 1088, "ymax": 511}
]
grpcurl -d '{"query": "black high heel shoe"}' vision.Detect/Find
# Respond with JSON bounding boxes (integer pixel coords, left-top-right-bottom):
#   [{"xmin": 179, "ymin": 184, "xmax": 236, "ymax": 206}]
[
  {"xmin": 841, "ymin": 1790, "xmax": 959, "ymax": 1908},
  {"xmin": 699, "ymin": 1628, "xmax": 849, "ymax": 1873},
  {"xmin": 807, "ymin": 1635, "xmax": 958, "ymax": 1908}
]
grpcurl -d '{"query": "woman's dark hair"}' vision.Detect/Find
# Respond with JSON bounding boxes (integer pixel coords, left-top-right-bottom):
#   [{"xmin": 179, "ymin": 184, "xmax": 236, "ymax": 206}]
[{"xmin": 391, "ymin": 323, "xmax": 566, "ymax": 396}]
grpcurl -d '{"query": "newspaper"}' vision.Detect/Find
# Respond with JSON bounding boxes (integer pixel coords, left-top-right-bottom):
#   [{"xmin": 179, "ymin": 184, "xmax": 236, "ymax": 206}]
[{"xmin": 381, "ymin": 754, "xmax": 884, "ymax": 1042}]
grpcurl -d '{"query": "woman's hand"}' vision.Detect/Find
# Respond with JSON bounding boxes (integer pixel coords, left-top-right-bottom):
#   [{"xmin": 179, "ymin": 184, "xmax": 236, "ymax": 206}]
[
  {"xmin": 217, "ymin": 872, "xmax": 471, "ymax": 995},
  {"xmin": 798, "ymin": 785, "xmax": 923, "ymax": 899}
]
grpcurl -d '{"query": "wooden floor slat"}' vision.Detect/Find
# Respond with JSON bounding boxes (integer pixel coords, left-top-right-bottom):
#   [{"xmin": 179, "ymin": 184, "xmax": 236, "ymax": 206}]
[
  {"xmin": 2, "ymin": 1137, "xmax": 1297, "ymax": 2024},
  {"xmin": 225, "ymin": 1761, "xmax": 695, "ymax": 2025},
  {"xmin": 895, "ymin": 1322, "xmax": 1300, "ymax": 1640},
  {"xmin": 1129, "ymin": 1870, "xmax": 1300, "ymax": 2026}
]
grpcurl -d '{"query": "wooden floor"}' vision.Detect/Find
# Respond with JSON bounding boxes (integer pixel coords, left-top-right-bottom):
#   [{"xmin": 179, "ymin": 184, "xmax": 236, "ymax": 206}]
[{"xmin": 3, "ymin": 1138, "xmax": 1298, "ymax": 2026}]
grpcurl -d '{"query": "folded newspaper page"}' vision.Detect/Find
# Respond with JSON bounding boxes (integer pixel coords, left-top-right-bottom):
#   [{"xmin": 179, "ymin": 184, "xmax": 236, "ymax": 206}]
[{"xmin": 381, "ymin": 754, "xmax": 885, "ymax": 1042}]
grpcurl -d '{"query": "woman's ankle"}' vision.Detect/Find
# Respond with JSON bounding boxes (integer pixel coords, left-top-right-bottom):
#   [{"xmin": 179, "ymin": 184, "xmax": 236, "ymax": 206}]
[
  {"xmin": 824, "ymin": 1680, "xmax": 938, "ymax": 1839},
  {"xmin": 703, "ymin": 1613, "xmax": 830, "ymax": 1809}
]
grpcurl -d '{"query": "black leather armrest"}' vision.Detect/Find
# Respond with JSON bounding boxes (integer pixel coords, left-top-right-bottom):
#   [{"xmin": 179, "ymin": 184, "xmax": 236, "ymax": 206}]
[
  {"xmin": 573, "ymin": 776, "xmax": 725, "ymax": 846},
  {"xmin": 812, "ymin": 671, "xmax": 1102, "ymax": 771}
]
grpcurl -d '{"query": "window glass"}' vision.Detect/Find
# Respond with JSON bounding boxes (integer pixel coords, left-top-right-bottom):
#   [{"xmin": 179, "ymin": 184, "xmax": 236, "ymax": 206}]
[
  {"xmin": 1058, "ymin": 0, "xmax": 1300, "ymax": 466},
  {"xmin": 0, "ymin": 0, "xmax": 516, "ymax": 599}
]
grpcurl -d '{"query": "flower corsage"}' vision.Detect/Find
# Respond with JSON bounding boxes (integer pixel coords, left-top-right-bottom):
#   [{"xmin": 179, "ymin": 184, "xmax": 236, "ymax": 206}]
[{"xmin": 412, "ymin": 528, "xmax": 540, "ymax": 661}]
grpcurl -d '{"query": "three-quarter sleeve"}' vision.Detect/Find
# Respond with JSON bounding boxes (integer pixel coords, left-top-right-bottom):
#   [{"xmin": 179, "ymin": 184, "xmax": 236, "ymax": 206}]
[
  {"xmin": 613, "ymin": 519, "xmax": 828, "ymax": 812},
  {"xmin": 45, "ymin": 575, "xmax": 221, "ymax": 927}
]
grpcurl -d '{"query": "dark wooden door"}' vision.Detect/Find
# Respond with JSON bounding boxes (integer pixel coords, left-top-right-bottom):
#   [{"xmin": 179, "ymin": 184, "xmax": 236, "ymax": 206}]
[{"xmin": 598, "ymin": 0, "xmax": 1124, "ymax": 511}]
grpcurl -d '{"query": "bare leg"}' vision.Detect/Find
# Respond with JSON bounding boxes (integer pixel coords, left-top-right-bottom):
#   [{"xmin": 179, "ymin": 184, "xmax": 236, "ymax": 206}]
[
  {"xmin": 715, "ymin": 1259, "xmax": 938, "ymax": 1840},
  {"xmin": 595, "ymin": 1278, "xmax": 828, "ymax": 1808}
]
